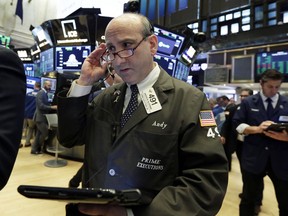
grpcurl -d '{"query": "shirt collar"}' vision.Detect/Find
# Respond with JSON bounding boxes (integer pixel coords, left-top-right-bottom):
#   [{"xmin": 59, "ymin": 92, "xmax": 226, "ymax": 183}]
[
  {"xmin": 260, "ymin": 90, "xmax": 279, "ymax": 103},
  {"xmin": 127, "ymin": 62, "xmax": 160, "ymax": 92}
]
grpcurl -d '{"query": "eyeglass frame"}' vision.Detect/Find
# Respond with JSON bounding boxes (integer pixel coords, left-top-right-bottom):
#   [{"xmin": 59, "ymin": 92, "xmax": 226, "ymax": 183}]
[{"xmin": 101, "ymin": 36, "xmax": 150, "ymax": 62}]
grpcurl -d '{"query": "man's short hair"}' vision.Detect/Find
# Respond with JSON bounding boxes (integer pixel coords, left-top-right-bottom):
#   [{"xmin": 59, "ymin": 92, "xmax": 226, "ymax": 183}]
[{"xmin": 260, "ymin": 69, "xmax": 284, "ymax": 83}]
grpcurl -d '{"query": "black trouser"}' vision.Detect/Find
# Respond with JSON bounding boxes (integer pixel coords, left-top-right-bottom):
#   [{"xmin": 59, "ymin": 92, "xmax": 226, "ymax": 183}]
[
  {"xmin": 236, "ymin": 140, "xmax": 263, "ymax": 206},
  {"xmin": 240, "ymin": 160, "xmax": 288, "ymax": 216}
]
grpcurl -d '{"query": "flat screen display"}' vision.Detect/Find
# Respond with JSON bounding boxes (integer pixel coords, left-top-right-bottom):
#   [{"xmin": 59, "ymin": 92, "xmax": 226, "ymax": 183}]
[
  {"xmin": 154, "ymin": 24, "xmax": 185, "ymax": 58},
  {"xmin": 255, "ymin": 50, "xmax": 288, "ymax": 81},
  {"xmin": 180, "ymin": 45, "xmax": 197, "ymax": 66},
  {"xmin": 55, "ymin": 45, "xmax": 91, "ymax": 72},
  {"xmin": 173, "ymin": 61, "xmax": 191, "ymax": 82},
  {"xmin": 26, "ymin": 76, "xmax": 41, "ymax": 89},
  {"xmin": 14, "ymin": 48, "xmax": 32, "ymax": 62},
  {"xmin": 24, "ymin": 63, "xmax": 35, "ymax": 77},
  {"xmin": 32, "ymin": 25, "xmax": 53, "ymax": 51},
  {"xmin": 40, "ymin": 48, "xmax": 54, "ymax": 75},
  {"xmin": 154, "ymin": 54, "xmax": 176, "ymax": 76},
  {"xmin": 0, "ymin": 34, "xmax": 11, "ymax": 48}
]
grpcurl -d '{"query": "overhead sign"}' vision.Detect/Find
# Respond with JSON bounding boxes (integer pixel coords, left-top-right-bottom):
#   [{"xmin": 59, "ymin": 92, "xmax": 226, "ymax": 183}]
[{"xmin": 51, "ymin": 16, "xmax": 91, "ymax": 46}]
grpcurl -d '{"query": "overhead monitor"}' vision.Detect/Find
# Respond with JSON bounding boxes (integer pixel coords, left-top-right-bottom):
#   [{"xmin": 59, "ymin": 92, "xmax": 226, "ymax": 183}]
[
  {"xmin": 255, "ymin": 50, "xmax": 288, "ymax": 81},
  {"xmin": 55, "ymin": 45, "xmax": 91, "ymax": 72},
  {"xmin": 0, "ymin": 34, "xmax": 11, "ymax": 48},
  {"xmin": 40, "ymin": 48, "xmax": 54, "ymax": 75},
  {"xmin": 26, "ymin": 76, "xmax": 41, "ymax": 89},
  {"xmin": 154, "ymin": 54, "xmax": 177, "ymax": 76},
  {"xmin": 23, "ymin": 63, "xmax": 35, "ymax": 77},
  {"xmin": 153, "ymin": 24, "xmax": 185, "ymax": 58},
  {"xmin": 14, "ymin": 48, "xmax": 32, "ymax": 62},
  {"xmin": 32, "ymin": 25, "xmax": 53, "ymax": 51},
  {"xmin": 30, "ymin": 44, "xmax": 41, "ymax": 61},
  {"xmin": 179, "ymin": 44, "xmax": 197, "ymax": 66},
  {"xmin": 50, "ymin": 16, "xmax": 91, "ymax": 46},
  {"xmin": 173, "ymin": 60, "xmax": 191, "ymax": 82}
]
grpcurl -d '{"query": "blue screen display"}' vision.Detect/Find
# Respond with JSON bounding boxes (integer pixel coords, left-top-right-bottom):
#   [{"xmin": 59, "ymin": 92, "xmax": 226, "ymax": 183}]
[
  {"xmin": 26, "ymin": 76, "xmax": 41, "ymax": 89},
  {"xmin": 55, "ymin": 45, "xmax": 91, "ymax": 72},
  {"xmin": 40, "ymin": 48, "xmax": 54, "ymax": 75},
  {"xmin": 24, "ymin": 63, "xmax": 35, "ymax": 77},
  {"xmin": 154, "ymin": 25, "xmax": 185, "ymax": 58},
  {"xmin": 154, "ymin": 54, "xmax": 177, "ymax": 76}
]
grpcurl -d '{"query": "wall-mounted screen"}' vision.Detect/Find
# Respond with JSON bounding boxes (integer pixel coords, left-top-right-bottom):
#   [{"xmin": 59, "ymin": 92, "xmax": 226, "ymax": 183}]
[
  {"xmin": 50, "ymin": 16, "xmax": 91, "ymax": 46},
  {"xmin": 179, "ymin": 44, "xmax": 197, "ymax": 66},
  {"xmin": 40, "ymin": 48, "xmax": 54, "ymax": 75},
  {"xmin": 14, "ymin": 48, "xmax": 32, "ymax": 62},
  {"xmin": 55, "ymin": 45, "xmax": 91, "ymax": 72},
  {"xmin": 255, "ymin": 50, "xmax": 288, "ymax": 81},
  {"xmin": 154, "ymin": 54, "xmax": 176, "ymax": 76},
  {"xmin": 23, "ymin": 63, "xmax": 35, "ymax": 77},
  {"xmin": 32, "ymin": 25, "xmax": 53, "ymax": 51},
  {"xmin": 173, "ymin": 60, "xmax": 191, "ymax": 82},
  {"xmin": 232, "ymin": 55, "xmax": 254, "ymax": 83},
  {"xmin": 31, "ymin": 44, "xmax": 40, "ymax": 61},
  {"xmin": 0, "ymin": 34, "xmax": 11, "ymax": 48},
  {"xmin": 204, "ymin": 66, "xmax": 229, "ymax": 84},
  {"xmin": 154, "ymin": 24, "xmax": 185, "ymax": 58},
  {"xmin": 26, "ymin": 76, "xmax": 41, "ymax": 89}
]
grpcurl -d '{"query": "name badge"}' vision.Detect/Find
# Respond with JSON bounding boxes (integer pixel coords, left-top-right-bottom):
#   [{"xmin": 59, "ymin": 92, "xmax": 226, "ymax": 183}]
[
  {"xmin": 140, "ymin": 87, "xmax": 162, "ymax": 114},
  {"xmin": 279, "ymin": 116, "xmax": 288, "ymax": 122}
]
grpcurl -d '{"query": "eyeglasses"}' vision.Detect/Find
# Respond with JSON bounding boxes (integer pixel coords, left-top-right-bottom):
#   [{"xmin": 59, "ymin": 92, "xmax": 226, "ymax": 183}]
[{"xmin": 101, "ymin": 37, "xmax": 147, "ymax": 62}]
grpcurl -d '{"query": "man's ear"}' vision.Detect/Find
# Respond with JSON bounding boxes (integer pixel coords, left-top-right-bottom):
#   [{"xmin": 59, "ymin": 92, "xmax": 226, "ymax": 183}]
[{"xmin": 149, "ymin": 35, "xmax": 158, "ymax": 55}]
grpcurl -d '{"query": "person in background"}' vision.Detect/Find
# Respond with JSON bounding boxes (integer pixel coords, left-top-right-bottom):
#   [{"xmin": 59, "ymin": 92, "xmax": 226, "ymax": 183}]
[
  {"xmin": 233, "ymin": 69, "xmax": 288, "ymax": 216},
  {"xmin": 20, "ymin": 82, "xmax": 41, "ymax": 148},
  {"xmin": 31, "ymin": 80, "xmax": 57, "ymax": 154},
  {"xmin": 0, "ymin": 46, "xmax": 26, "ymax": 190},
  {"xmin": 221, "ymin": 88, "xmax": 264, "ymax": 214},
  {"xmin": 214, "ymin": 95, "xmax": 231, "ymax": 132},
  {"xmin": 57, "ymin": 13, "xmax": 228, "ymax": 216}
]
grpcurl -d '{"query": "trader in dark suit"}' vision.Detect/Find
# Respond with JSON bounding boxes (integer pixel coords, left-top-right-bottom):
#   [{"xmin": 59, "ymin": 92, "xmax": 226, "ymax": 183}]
[
  {"xmin": 0, "ymin": 46, "xmax": 26, "ymax": 190},
  {"xmin": 233, "ymin": 69, "xmax": 288, "ymax": 216},
  {"xmin": 31, "ymin": 80, "xmax": 57, "ymax": 154},
  {"xmin": 58, "ymin": 13, "xmax": 228, "ymax": 216}
]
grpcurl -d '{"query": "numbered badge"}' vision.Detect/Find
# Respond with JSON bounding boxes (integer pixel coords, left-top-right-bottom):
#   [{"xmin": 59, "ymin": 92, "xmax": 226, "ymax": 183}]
[{"xmin": 140, "ymin": 87, "xmax": 162, "ymax": 114}]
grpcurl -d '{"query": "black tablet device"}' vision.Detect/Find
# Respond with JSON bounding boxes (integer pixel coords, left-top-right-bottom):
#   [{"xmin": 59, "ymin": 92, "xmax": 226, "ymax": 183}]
[
  {"xmin": 17, "ymin": 185, "xmax": 142, "ymax": 206},
  {"xmin": 266, "ymin": 123, "xmax": 288, "ymax": 132}
]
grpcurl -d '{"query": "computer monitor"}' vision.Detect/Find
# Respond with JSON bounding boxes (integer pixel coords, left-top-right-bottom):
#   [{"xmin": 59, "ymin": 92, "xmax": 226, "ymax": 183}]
[
  {"xmin": 255, "ymin": 50, "xmax": 288, "ymax": 82},
  {"xmin": 179, "ymin": 44, "xmax": 197, "ymax": 66},
  {"xmin": 55, "ymin": 45, "xmax": 91, "ymax": 72},
  {"xmin": 153, "ymin": 24, "xmax": 185, "ymax": 58},
  {"xmin": 40, "ymin": 48, "xmax": 54, "ymax": 75},
  {"xmin": 31, "ymin": 25, "xmax": 53, "ymax": 51},
  {"xmin": 173, "ymin": 60, "xmax": 191, "ymax": 82},
  {"xmin": 23, "ymin": 63, "xmax": 35, "ymax": 77},
  {"xmin": 154, "ymin": 54, "xmax": 177, "ymax": 76},
  {"xmin": 26, "ymin": 76, "xmax": 41, "ymax": 89}
]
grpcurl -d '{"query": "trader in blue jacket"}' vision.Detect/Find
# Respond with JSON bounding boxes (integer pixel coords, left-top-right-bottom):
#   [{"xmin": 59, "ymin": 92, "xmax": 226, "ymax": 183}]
[
  {"xmin": 233, "ymin": 69, "xmax": 288, "ymax": 216},
  {"xmin": 58, "ymin": 13, "xmax": 228, "ymax": 216}
]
